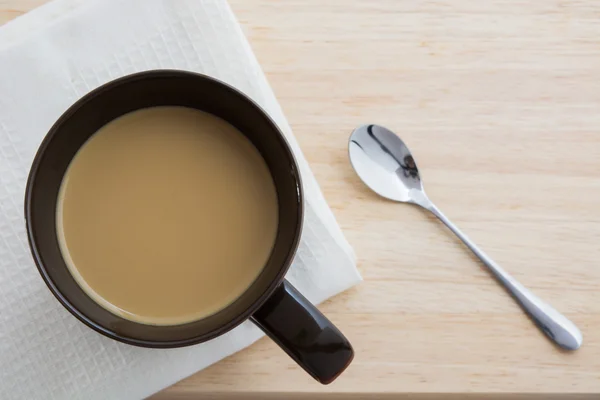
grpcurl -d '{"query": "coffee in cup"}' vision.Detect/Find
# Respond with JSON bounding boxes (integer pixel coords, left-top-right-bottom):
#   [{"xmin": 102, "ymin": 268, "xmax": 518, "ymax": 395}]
[{"xmin": 56, "ymin": 106, "xmax": 279, "ymax": 325}]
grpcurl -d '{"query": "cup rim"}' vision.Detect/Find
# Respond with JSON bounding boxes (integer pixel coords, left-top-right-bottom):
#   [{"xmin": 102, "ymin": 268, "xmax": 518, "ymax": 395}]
[{"xmin": 24, "ymin": 69, "xmax": 304, "ymax": 347}]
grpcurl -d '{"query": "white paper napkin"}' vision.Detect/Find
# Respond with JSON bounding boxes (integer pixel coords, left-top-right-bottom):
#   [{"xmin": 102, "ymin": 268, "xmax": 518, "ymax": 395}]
[{"xmin": 0, "ymin": 1, "xmax": 361, "ymax": 398}]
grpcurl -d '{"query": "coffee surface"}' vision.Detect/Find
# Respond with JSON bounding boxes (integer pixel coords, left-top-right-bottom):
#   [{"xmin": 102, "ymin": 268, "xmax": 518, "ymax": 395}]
[{"xmin": 57, "ymin": 106, "xmax": 278, "ymax": 325}]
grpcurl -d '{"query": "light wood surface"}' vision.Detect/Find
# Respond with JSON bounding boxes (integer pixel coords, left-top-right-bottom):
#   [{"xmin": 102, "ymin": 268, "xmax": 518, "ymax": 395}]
[{"xmin": 3, "ymin": 0, "xmax": 600, "ymax": 397}]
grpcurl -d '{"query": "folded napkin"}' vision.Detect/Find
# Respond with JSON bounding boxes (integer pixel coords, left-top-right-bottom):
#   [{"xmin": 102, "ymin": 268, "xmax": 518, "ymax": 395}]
[{"xmin": 0, "ymin": 1, "xmax": 361, "ymax": 398}]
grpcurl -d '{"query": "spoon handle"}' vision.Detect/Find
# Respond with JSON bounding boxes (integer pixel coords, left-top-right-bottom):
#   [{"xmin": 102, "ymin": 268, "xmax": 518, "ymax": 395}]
[{"xmin": 426, "ymin": 202, "xmax": 582, "ymax": 350}]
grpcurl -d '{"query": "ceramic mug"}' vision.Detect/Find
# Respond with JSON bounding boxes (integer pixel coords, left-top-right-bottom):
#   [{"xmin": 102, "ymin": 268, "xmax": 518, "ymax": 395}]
[{"xmin": 25, "ymin": 70, "xmax": 353, "ymax": 384}]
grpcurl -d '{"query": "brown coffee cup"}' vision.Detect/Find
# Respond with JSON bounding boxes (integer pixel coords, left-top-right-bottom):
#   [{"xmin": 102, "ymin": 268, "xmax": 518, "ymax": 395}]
[{"xmin": 25, "ymin": 70, "xmax": 353, "ymax": 384}]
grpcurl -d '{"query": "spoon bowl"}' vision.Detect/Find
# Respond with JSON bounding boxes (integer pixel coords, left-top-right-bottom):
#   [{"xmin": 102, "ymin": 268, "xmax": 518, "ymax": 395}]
[{"xmin": 349, "ymin": 124, "xmax": 424, "ymax": 204}]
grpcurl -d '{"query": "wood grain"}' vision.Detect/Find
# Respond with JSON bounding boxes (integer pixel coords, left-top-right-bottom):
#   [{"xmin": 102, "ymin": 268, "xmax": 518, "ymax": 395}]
[{"xmin": 2, "ymin": 0, "xmax": 600, "ymax": 397}]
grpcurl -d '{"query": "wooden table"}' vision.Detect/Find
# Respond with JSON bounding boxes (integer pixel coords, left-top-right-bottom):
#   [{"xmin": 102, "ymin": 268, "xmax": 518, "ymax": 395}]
[{"xmin": 3, "ymin": 0, "xmax": 600, "ymax": 397}]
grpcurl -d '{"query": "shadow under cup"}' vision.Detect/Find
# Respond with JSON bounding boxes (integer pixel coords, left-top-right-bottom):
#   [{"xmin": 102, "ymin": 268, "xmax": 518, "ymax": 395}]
[{"xmin": 25, "ymin": 70, "xmax": 353, "ymax": 384}]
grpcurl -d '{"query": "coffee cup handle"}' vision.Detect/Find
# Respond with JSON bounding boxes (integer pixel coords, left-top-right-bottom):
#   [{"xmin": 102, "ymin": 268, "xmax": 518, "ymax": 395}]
[{"xmin": 250, "ymin": 280, "xmax": 353, "ymax": 384}]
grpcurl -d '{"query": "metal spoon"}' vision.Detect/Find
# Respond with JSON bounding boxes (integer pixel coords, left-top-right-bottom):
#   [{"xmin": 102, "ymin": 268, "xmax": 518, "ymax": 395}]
[{"xmin": 348, "ymin": 124, "xmax": 582, "ymax": 351}]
